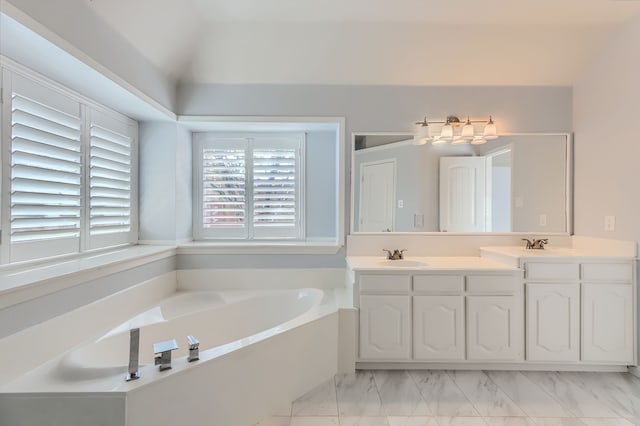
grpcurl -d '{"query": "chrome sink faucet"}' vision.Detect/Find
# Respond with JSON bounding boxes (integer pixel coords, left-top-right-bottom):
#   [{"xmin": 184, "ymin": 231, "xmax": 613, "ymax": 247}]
[
  {"xmin": 126, "ymin": 328, "xmax": 140, "ymax": 381},
  {"xmin": 522, "ymin": 238, "xmax": 549, "ymax": 250},
  {"xmin": 383, "ymin": 249, "xmax": 407, "ymax": 260}
]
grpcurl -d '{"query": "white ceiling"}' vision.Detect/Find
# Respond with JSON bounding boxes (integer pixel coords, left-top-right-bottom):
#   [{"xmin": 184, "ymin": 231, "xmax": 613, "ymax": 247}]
[{"xmin": 87, "ymin": 0, "xmax": 640, "ymax": 86}]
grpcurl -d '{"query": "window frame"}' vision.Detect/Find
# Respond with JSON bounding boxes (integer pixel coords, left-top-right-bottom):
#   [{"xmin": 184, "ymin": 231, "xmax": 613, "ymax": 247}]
[
  {"xmin": 0, "ymin": 62, "xmax": 138, "ymax": 265},
  {"xmin": 193, "ymin": 132, "xmax": 306, "ymax": 242}
]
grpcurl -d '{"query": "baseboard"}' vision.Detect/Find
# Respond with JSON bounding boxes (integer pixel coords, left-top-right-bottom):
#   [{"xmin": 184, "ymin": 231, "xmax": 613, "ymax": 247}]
[{"xmin": 356, "ymin": 362, "xmax": 629, "ymax": 372}]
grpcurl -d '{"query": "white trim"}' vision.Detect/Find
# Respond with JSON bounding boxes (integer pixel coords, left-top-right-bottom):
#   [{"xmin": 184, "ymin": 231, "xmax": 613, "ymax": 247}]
[
  {"xmin": 355, "ymin": 362, "xmax": 629, "ymax": 372},
  {"xmin": 177, "ymin": 241, "xmax": 342, "ymax": 255},
  {"xmin": 0, "ymin": 5, "xmax": 175, "ymax": 121},
  {"xmin": 0, "ymin": 245, "xmax": 176, "ymax": 309}
]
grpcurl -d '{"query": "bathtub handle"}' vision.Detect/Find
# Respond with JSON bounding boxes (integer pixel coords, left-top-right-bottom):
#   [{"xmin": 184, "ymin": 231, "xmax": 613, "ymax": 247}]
[
  {"xmin": 187, "ymin": 335, "xmax": 200, "ymax": 362},
  {"xmin": 153, "ymin": 339, "xmax": 179, "ymax": 371}
]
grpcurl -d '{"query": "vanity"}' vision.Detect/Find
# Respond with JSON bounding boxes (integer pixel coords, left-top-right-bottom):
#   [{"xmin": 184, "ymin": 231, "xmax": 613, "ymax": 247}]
[{"xmin": 347, "ymin": 239, "xmax": 637, "ymax": 370}]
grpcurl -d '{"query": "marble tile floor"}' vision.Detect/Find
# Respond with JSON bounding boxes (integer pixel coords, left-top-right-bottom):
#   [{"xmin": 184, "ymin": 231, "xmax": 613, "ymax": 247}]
[{"xmin": 255, "ymin": 370, "xmax": 640, "ymax": 426}]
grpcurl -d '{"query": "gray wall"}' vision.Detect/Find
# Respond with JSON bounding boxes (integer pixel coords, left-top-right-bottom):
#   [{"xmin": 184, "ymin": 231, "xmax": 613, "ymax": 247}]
[{"xmin": 573, "ymin": 15, "xmax": 640, "ymax": 358}]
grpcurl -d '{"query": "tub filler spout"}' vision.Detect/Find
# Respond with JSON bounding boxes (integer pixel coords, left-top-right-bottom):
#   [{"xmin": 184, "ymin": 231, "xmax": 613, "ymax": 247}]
[
  {"xmin": 126, "ymin": 328, "xmax": 140, "ymax": 381},
  {"xmin": 153, "ymin": 339, "xmax": 179, "ymax": 371}
]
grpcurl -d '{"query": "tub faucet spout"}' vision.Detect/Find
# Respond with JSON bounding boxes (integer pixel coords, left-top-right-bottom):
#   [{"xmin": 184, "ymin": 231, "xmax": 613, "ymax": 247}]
[
  {"xmin": 187, "ymin": 335, "xmax": 200, "ymax": 362},
  {"xmin": 153, "ymin": 339, "xmax": 179, "ymax": 371},
  {"xmin": 126, "ymin": 328, "xmax": 140, "ymax": 381}
]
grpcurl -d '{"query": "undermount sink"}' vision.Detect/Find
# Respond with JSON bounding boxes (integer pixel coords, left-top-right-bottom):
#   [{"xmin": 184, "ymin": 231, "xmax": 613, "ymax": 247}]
[{"xmin": 375, "ymin": 260, "xmax": 428, "ymax": 268}]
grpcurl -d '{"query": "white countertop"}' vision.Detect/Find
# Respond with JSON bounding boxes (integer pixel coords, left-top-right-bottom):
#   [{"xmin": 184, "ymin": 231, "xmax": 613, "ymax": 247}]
[
  {"xmin": 480, "ymin": 245, "xmax": 636, "ymax": 260},
  {"xmin": 346, "ymin": 256, "xmax": 520, "ymax": 272}
]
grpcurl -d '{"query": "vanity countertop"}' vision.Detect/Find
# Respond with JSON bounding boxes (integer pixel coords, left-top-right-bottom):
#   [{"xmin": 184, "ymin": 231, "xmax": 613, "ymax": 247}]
[
  {"xmin": 347, "ymin": 256, "xmax": 520, "ymax": 272},
  {"xmin": 480, "ymin": 245, "xmax": 635, "ymax": 260}
]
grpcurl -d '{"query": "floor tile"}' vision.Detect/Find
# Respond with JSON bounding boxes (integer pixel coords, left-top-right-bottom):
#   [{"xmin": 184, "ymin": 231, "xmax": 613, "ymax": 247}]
[
  {"xmin": 522, "ymin": 372, "xmax": 618, "ymax": 418},
  {"xmin": 387, "ymin": 416, "xmax": 439, "ymax": 426},
  {"xmin": 486, "ymin": 372, "xmax": 574, "ymax": 418},
  {"xmin": 290, "ymin": 417, "xmax": 339, "ymax": 426},
  {"xmin": 374, "ymin": 370, "xmax": 431, "ymax": 416},
  {"xmin": 483, "ymin": 418, "xmax": 537, "ymax": 426},
  {"xmin": 447, "ymin": 371, "xmax": 526, "ymax": 417},
  {"xmin": 410, "ymin": 371, "xmax": 480, "ymax": 417},
  {"xmin": 255, "ymin": 416, "xmax": 292, "ymax": 426},
  {"xmin": 292, "ymin": 378, "xmax": 338, "ymax": 416},
  {"xmin": 530, "ymin": 418, "xmax": 585, "ymax": 426},
  {"xmin": 339, "ymin": 417, "xmax": 390, "ymax": 426},
  {"xmin": 578, "ymin": 419, "xmax": 634, "ymax": 426},
  {"xmin": 435, "ymin": 417, "xmax": 488, "ymax": 426},
  {"xmin": 335, "ymin": 371, "xmax": 385, "ymax": 417},
  {"xmin": 561, "ymin": 373, "xmax": 640, "ymax": 420}
]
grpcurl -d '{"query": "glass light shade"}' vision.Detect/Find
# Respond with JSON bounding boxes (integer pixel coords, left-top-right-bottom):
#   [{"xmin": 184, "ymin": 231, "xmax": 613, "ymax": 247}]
[
  {"xmin": 471, "ymin": 136, "xmax": 487, "ymax": 145},
  {"xmin": 417, "ymin": 123, "xmax": 431, "ymax": 140},
  {"xmin": 413, "ymin": 135, "xmax": 428, "ymax": 145},
  {"xmin": 483, "ymin": 116, "xmax": 498, "ymax": 140},
  {"xmin": 461, "ymin": 118, "xmax": 474, "ymax": 141},
  {"xmin": 439, "ymin": 123, "xmax": 453, "ymax": 141}
]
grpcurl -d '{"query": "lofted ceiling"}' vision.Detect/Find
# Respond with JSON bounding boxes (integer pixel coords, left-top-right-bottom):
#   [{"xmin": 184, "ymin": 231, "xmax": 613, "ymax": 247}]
[{"xmin": 87, "ymin": 0, "xmax": 640, "ymax": 86}]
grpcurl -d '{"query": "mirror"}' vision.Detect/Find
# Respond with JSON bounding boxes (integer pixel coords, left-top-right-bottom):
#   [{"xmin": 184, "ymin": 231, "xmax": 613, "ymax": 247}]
[{"xmin": 352, "ymin": 133, "xmax": 570, "ymax": 233}]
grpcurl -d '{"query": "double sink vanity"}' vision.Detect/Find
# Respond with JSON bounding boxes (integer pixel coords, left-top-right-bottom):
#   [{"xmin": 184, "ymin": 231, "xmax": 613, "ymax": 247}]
[{"xmin": 347, "ymin": 240, "xmax": 637, "ymax": 370}]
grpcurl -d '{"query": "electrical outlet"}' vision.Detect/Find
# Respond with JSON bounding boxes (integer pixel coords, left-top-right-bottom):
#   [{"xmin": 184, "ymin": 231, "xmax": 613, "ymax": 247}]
[
  {"xmin": 604, "ymin": 215, "xmax": 616, "ymax": 232},
  {"xmin": 398, "ymin": 200, "xmax": 404, "ymax": 208},
  {"xmin": 539, "ymin": 214, "xmax": 547, "ymax": 226}
]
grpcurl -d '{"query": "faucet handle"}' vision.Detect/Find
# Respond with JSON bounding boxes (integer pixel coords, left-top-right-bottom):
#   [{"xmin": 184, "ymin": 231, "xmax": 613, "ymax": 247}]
[
  {"xmin": 522, "ymin": 238, "xmax": 533, "ymax": 249},
  {"xmin": 187, "ymin": 335, "xmax": 200, "ymax": 362},
  {"xmin": 382, "ymin": 249, "xmax": 393, "ymax": 259}
]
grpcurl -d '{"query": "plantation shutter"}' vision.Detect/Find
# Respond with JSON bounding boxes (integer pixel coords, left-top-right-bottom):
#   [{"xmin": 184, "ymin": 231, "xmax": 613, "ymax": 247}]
[
  {"xmin": 252, "ymin": 136, "xmax": 301, "ymax": 239},
  {"xmin": 88, "ymin": 109, "xmax": 135, "ymax": 249},
  {"xmin": 196, "ymin": 134, "xmax": 303, "ymax": 240},
  {"xmin": 9, "ymin": 74, "xmax": 82, "ymax": 262},
  {"xmin": 200, "ymin": 139, "xmax": 248, "ymax": 239}
]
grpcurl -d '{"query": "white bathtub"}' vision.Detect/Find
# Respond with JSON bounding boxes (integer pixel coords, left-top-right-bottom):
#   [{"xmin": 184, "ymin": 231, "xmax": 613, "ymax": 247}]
[{"xmin": 0, "ymin": 280, "xmax": 339, "ymax": 426}]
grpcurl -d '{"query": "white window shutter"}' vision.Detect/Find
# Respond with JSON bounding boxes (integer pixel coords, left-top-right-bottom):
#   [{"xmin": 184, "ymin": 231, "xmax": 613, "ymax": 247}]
[
  {"xmin": 88, "ymin": 108, "xmax": 135, "ymax": 249},
  {"xmin": 9, "ymin": 74, "xmax": 82, "ymax": 262},
  {"xmin": 199, "ymin": 138, "xmax": 248, "ymax": 239}
]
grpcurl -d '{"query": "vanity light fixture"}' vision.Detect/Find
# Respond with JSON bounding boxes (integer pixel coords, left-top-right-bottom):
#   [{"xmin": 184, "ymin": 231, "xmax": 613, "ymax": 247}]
[{"xmin": 413, "ymin": 115, "xmax": 499, "ymax": 145}]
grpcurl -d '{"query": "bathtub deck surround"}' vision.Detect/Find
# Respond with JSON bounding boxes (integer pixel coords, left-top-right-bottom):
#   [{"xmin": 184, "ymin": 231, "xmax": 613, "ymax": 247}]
[{"xmin": 0, "ymin": 277, "xmax": 341, "ymax": 426}]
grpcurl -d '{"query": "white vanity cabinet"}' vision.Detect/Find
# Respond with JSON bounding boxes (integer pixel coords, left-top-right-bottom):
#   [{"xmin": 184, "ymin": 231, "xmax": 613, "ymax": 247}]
[
  {"xmin": 581, "ymin": 263, "xmax": 634, "ymax": 363},
  {"xmin": 524, "ymin": 260, "xmax": 635, "ymax": 365},
  {"xmin": 358, "ymin": 274, "xmax": 411, "ymax": 360},
  {"xmin": 357, "ymin": 270, "xmax": 523, "ymax": 364}
]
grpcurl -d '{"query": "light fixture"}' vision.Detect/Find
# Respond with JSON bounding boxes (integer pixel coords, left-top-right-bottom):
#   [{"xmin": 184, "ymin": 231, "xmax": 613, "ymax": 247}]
[
  {"xmin": 413, "ymin": 117, "xmax": 432, "ymax": 145},
  {"xmin": 412, "ymin": 115, "xmax": 499, "ymax": 145}
]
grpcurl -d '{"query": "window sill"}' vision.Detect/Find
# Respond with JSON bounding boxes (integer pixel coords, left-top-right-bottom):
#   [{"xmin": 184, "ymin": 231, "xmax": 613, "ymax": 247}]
[
  {"xmin": 177, "ymin": 240, "xmax": 343, "ymax": 255},
  {"xmin": 0, "ymin": 245, "xmax": 176, "ymax": 310}
]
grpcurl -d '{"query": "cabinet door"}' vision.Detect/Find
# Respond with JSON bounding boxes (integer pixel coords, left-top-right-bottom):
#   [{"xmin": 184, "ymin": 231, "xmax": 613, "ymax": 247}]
[
  {"xmin": 526, "ymin": 284, "xmax": 580, "ymax": 362},
  {"xmin": 582, "ymin": 284, "xmax": 633, "ymax": 363},
  {"xmin": 413, "ymin": 295, "xmax": 465, "ymax": 360},
  {"xmin": 359, "ymin": 295, "xmax": 411, "ymax": 360},
  {"xmin": 467, "ymin": 295, "xmax": 519, "ymax": 361}
]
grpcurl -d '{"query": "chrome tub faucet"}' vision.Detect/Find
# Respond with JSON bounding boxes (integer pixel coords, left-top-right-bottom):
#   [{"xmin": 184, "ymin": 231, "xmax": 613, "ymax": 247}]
[
  {"xmin": 383, "ymin": 249, "xmax": 407, "ymax": 260},
  {"xmin": 187, "ymin": 335, "xmax": 200, "ymax": 362},
  {"xmin": 153, "ymin": 339, "xmax": 179, "ymax": 371}
]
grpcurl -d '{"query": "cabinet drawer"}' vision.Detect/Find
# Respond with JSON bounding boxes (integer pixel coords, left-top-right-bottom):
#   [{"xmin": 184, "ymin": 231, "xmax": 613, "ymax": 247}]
[
  {"xmin": 581, "ymin": 263, "xmax": 633, "ymax": 282},
  {"xmin": 525, "ymin": 262, "xmax": 579, "ymax": 281},
  {"xmin": 359, "ymin": 274, "xmax": 410, "ymax": 292},
  {"xmin": 467, "ymin": 275, "xmax": 517, "ymax": 293},
  {"xmin": 413, "ymin": 275, "xmax": 464, "ymax": 293}
]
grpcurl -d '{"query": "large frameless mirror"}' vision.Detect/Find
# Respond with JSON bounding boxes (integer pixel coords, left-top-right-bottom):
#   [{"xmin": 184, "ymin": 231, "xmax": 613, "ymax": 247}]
[{"xmin": 351, "ymin": 133, "xmax": 570, "ymax": 233}]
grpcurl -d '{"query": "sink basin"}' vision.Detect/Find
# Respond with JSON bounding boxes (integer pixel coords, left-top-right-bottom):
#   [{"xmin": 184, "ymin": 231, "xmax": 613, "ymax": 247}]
[{"xmin": 375, "ymin": 260, "xmax": 427, "ymax": 268}]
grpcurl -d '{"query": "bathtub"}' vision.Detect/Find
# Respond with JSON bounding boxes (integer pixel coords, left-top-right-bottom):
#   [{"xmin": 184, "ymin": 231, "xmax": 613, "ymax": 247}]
[{"xmin": 0, "ymin": 279, "xmax": 339, "ymax": 426}]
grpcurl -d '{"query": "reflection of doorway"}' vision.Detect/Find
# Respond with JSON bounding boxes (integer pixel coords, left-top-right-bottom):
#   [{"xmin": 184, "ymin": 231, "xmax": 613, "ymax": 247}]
[
  {"xmin": 359, "ymin": 159, "xmax": 396, "ymax": 232},
  {"xmin": 486, "ymin": 148, "xmax": 512, "ymax": 232},
  {"xmin": 439, "ymin": 157, "xmax": 486, "ymax": 232}
]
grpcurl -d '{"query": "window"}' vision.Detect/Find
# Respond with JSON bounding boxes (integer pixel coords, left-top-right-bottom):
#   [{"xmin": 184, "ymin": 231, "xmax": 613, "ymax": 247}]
[
  {"xmin": 194, "ymin": 133, "xmax": 304, "ymax": 240},
  {"xmin": 1, "ymin": 67, "xmax": 137, "ymax": 263}
]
